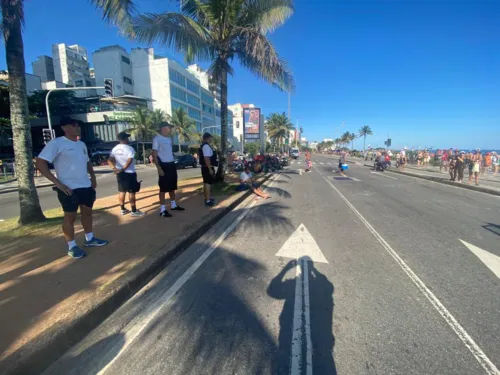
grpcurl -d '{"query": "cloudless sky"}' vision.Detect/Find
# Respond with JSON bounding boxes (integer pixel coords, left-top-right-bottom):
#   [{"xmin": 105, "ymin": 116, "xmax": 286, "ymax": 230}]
[{"xmin": 1, "ymin": 0, "xmax": 499, "ymax": 149}]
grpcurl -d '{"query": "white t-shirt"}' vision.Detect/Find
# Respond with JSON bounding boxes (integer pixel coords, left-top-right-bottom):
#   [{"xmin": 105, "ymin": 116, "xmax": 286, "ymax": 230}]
[
  {"xmin": 38, "ymin": 137, "xmax": 91, "ymax": 189},
  {"xmin": 110, "ymin": 144, "xmax": 136, "ymax": 173},
  {"xmin": 240, "ymin": 171, "xmax": 252, "ymax": 182},
  {"xmin": 202, "ymin": 144, "xmax": 213, "ymax": 158},
  {"xmin": 152, "ymin": 135, "xmax": 174, "ymax": 163}
]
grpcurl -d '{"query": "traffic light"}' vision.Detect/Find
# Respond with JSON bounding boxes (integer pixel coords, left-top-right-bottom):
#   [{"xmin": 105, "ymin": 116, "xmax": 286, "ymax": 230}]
[
  {"xmin": 104, "ymin": 78, "xmax": 113, "ymax": 97},
  {"xmin": 387, "ymin": 138, "xmax": 392, "ymax": 147},
  {"xmin": 42, "ymin": 129, "xmax": 53, "ymax": 145}
]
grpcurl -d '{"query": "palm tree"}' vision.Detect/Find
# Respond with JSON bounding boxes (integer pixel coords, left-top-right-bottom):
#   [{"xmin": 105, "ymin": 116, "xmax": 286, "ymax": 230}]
[
  {"xmin": 149, "ymin": 108, "xmax": 168, "ymax": 129},
  {"xmin": 126, "ymin": 107, "xmax": 157, "ymax": 165},
  {"xmin": 340, "ymin": 131, "xmax": 351, "ymax": 148},
  {"xmin": 132, "ymin": 0, "xmax": 295, "ymax": 180},
  {"xmin": 359, "ymin": 125, "xmax": 373, "ymax": 151},
  {"xmin": 265, "ymin": 112, "xmax": 294, "ymax": 151},
  {"xmin": 170, "ymin": 107, "xmax": 200, "ymax": 153},
  {"xmin": 1, "ymin": 0, "xmax": 136, "ymax": 224},
  {"xmin": 349, "ymin": 132, "xmax": 357, "ymax": 150}
]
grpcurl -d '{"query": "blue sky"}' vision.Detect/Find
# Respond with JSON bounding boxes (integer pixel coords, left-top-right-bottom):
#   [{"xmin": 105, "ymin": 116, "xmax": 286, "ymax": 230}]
[{"xmin": 1, "ymin": 0, "xmax": 498, "ymax": 149}]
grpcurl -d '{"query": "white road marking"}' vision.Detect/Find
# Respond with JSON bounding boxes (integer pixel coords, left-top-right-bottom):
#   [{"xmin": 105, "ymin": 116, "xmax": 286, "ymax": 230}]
[
  {"xmin": 96, "ymin": 173, "xmax": 282, "ymax": 375},
  {"xmin": 299, "ymin": 169, "xmax": 303, "ymax": 176},
  {"xmin": 350, "ymin": 177, "xmax": 361, "ymax": 181},
  {"xmin": 460, "ymin": 240, "xmax": 500, "ymax": 279},
  {"xmin": 277, "ymin": 224, "xmax": 326, "ymax": 374},
  {"xmin": 370, "ymin": 171, "xmax": 398, "ymax": 180},
  {"xmin": 320, "ymin": 162, "xmax": 324, "ymax": 165},
  {"xmin": 275, "ymin": 223, "xmax": 328, "ymax": 263},
  {"xmin": 316, "ymin": 167, "xmax": 500, "ymax": 375}
]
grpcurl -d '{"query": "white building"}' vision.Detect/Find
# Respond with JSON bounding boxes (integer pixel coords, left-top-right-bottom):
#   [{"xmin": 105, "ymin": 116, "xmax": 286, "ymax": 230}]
[
  {"xmin": 41, "ymin": 81, "xmax": 68, "ymax": 90},
  {"xmin": 131, "ymin": 48, "xmax": 219, "ymax": 136},
  {"xmin": 32, "ymin": 55, "xmax": 55, "ymax": 83},
  {"xmin": 323, "ymin": 138, "xmax": 333, "ymax": 143},
  {"xmin": 52, "ymin": 43, "xmax": 92, "ymax": 87},
  {"xmin": 93, "ymin": 45, "xmax": 134, "ymax": 96}
]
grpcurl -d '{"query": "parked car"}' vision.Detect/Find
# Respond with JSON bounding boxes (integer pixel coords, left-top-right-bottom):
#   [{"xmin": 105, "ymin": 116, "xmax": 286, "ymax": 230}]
[
  {"xmin": 174, "ymin": 154, "xmax": 197, "ymax": 169},
  {"xmin": 90, "ymin": 150, "xmax": 111, "ymax": 166}
]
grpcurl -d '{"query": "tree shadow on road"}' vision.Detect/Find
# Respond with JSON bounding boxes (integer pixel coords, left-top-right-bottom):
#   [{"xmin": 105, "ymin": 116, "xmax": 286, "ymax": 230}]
[
  {"xmin": 482, "ymin": 223, "xmax": 500, "ymax": 237},
  {"xmin": 268, "ymin": 258, "xmax": 336, "ymax": 374}
]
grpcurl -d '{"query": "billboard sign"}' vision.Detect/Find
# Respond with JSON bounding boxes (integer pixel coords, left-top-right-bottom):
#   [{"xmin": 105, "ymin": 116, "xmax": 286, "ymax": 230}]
[{"xmin": 243, "ymin": 108, "xmax": 260, "ymax": 140}]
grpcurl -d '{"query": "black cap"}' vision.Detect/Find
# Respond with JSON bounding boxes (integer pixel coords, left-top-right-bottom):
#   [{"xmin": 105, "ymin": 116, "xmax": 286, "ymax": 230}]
[
  {"xmin": 203, "ymin": 132, "xmax": 212, "ymax": 140},
  {"xmin": 118, "ymin": 132, "xmax": 130, "ymax": 140},
  {"xmin": 159, "ymin": 121, "xmax": 172, "ymax": 128},
  {"xmin": 60, "ymin": 116, "xmax": 80, "ymax": 127}
]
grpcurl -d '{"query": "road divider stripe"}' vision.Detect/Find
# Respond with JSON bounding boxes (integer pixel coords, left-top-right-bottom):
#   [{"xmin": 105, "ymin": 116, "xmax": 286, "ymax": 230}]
[{"xmin": 315, "ymin": 167, "xmax": 499, "ymax": 375}]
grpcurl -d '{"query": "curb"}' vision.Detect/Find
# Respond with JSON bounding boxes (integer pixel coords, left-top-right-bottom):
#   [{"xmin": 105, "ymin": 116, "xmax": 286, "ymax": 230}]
[
  {"xmin": 362, "ymin": 164, "xmax": 500, "ymax": 197},
  {"xmin": 1, "ymin": 173, "xmax": 273, "ymax": 375}
]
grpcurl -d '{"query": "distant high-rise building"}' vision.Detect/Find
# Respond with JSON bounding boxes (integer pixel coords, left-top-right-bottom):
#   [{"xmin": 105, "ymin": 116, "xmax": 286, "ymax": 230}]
[
  {"xmin": 93, "ymin": 45, "xmax": 134, "ymax": 97},
  {"xmin": 32, "ymin": 55, "xmax": 55, "ymax": 83},
  {"xmin": 228, "ymin": 103, "xmax": 255, "ymax": 145},
  {"xmin": 52, "ymin": 43, "xmax": 92, "ymax": 87}
]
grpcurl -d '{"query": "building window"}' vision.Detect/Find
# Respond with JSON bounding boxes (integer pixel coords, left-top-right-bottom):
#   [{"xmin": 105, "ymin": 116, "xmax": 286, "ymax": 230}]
[
  {"xmin": 187, "ymin": 93, "xmax": 200, "ymax": 107},
  {"xmin": 188, "ymin": 107, "xmax": 201, "ymax": 120},
  {"xmin": 186, "ymin": 79, "xmax": 199, "ymax": 94},
  {"xmin": 121, "ymin": 55, "xmax": 130, "ymax": 65},
  {"xmin": 171, "ymin": 86, "xmax": 186, "ymax": 102},
  {"xmin": 171, "ymin": 100, "xmax": 188, "ymax": 111},
  {"xmin": 123, "ymin": 76, "xmax": 133, "ymax": 85},
  {"xmin": 169, "ymin": 68, "xmax": 186, "ymax": 87},
  {"xmin": 216, "ymin": 109, "xmax": 221, "ymax": 117},
  {"xmin": 236, "ymin": 120, "xmax": 240, "ymax": 129},
  {"xmin": 201, "ymin": 91, "xmax": 214, "ymax": 105}
]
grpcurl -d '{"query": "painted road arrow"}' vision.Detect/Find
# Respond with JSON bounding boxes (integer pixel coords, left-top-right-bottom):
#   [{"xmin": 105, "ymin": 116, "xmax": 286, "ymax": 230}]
[
  {"xmin": 276, "ymin": 224, "xmax": 328, "ymax": 375},
  {"xmin": 275, "ymin": 224, "xmax": 328, "ymax": 263},
  {"xmin": 460, "ymin": 239, "xmax": 500, "ymax": 279}
]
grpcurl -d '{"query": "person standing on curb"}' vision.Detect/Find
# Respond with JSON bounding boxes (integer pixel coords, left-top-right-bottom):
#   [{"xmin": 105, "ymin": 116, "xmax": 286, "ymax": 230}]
[
  {"xmin": 469, "ymin": 148, "xmax": 483, "ymax": 186},
  {"xmin": 455, "ymin": 151, "xmax": 465, "ymax": 183},
  {"xmin": 36, "ymin": 117, "xmax": 108, "ymax": 259},
  {"xmin": 107, "ymin": 132, "xmax": 145, "ymax": 217},
  {"xmin": 152, "ymin": 121, "xmax": 185, "ymax": 217},
  {"xmin": 199, "ymin": 132, "xmax": 217, "ymax": 207}
]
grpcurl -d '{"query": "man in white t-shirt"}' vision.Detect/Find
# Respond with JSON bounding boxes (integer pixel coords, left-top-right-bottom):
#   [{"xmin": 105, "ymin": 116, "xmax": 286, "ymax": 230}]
[
  {"xmin": 152, "ymin": 122, "xmax": 185, "ymax": 217},
  {"xmin": 108, "ymin": 132, "xmax": 144, "ymax": 217},
  {"xmin": 36, "ymin": 117, "xmax": 108, "ymax": 259}
]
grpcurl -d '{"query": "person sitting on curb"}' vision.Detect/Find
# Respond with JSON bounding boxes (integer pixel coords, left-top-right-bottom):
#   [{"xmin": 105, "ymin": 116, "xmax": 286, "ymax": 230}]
[
  {"xmin": 36, "ymin": 117, "xmax": 108, "ymax": 259},
  {"xmin": 236, "ymin": 165, "xmax": 271, "ymax": 199}
]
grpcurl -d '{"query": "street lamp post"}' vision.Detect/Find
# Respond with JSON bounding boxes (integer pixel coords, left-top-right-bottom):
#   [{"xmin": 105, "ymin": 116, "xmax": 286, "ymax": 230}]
[{"xmin": 45, "ymin": 86, "xmax": 104, "ymax": 138}]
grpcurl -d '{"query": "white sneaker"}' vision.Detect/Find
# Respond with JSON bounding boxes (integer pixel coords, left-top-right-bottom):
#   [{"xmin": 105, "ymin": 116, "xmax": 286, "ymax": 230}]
[
  {"xmin": 120, "ymin": 209, "xmax": 131, "ymax": 215},
  {"xmin": 130, "ymin": 210, "xmax": 145, "ymax": 217}
]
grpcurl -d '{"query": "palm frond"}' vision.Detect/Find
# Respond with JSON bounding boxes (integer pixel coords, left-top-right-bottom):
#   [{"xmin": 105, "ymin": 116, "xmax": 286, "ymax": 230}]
[
  {"xmin": 239, "ymin": 0, "xmax": 294, "ymax": 34},
  {"xmin": 89, "ymin": 0, "xmax": 137, "ymax": 26},
  {"xmin": 132, "ymin": 12, "xmax": 213, "ymax": 61},
  {"xmin": 235, "ymin": 29, "xmax": 295, "ymax": 92}
]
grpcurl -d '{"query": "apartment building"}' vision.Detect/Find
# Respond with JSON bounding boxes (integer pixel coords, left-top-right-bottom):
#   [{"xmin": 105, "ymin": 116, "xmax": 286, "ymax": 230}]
[{"xmin": 93, "ymin": 45, "xmax": 134, "ymax": 96}]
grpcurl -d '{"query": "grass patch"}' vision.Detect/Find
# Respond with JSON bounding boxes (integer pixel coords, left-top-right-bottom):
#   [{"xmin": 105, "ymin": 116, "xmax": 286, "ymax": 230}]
[
  {"xmin": 211, "ymin": 181, "xmax": 240, "ymax": 196},
  {"xmin": 0, "ymin": 207, "xmax": 65, "ymax": 243}
]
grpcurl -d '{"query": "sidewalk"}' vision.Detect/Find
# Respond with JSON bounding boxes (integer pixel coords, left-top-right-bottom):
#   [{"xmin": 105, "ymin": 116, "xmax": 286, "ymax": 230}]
[
  {"xmin": 0, "ymin": 173, "xmax": 273, "ymax": 375},
  {"xmin": 0, "ymin": 165, "xmax": 147, "ymax": 194}
]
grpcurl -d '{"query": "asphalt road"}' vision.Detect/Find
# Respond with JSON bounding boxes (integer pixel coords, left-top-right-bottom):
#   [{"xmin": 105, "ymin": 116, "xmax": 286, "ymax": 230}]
[
  {"xmin": 44, "ymin": 156, "xmax": 500, "ymax": 375},
  {"xmin": 0, "ymin": 166, "xmax": 201, "ymax": 220}
]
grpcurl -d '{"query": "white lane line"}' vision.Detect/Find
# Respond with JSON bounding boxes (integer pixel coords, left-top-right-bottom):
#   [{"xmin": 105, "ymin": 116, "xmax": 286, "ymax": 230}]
[
  {"xmin": 290, "ymin": 260, "xmax": 304, "ymax": 375},
  {"xmin": 97, "ymin": 174, "xmax": 282, "ymax": 375},
  {"xmin": 350, "ymin": 177, "xmax": 361, "ymax": 182},
  {"xmin": 299, "ymin": 169, "xmax": 303, "ymax": 176},
  {"xmin": 320, "ymin": 162, "xmax": 324, "ymax": 165},
  {"xmin": 303, "ymin": 259, "xmax": 313, "ymax": 375},
  {"xmin": 316, "ymin": 167, "xmax": 500, "ymax": 375},
  {"xmin": 370, "ymin": 171, "xmax": 398, "ymax": 180}
]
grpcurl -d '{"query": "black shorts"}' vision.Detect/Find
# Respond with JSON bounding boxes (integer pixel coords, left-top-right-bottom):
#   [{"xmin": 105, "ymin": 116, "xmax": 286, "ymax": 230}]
[
  {"xmin": 117, "ymin": 172, "xmax": 140, "ymax": 193},
  {"xmin": 56, "ymin": 187, "xmax": 96, "ymax": 213},
  {"xmin": 201, "ymin": 166, "xmax": 215, "ymax": 185},
  {"xmin": 159, "ymin": 162, "xmax": 178, "ymax": 192}
]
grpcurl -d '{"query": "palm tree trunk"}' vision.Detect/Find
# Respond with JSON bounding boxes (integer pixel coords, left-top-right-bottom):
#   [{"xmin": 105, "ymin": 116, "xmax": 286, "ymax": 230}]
[
  {"xmin": 142, "ymin": 138, "xmax": 146, "ymax": 165},
  {"xmin": 215, "ymin": 69, "xmax": 228, "ymax": 181},
  {"xmin": 363, "ymin": 135, "xmax": 366, "ymax": 151},
  {"xmin": 2, "ymin": 1, "xmax": 45, "ymax": 224}
]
